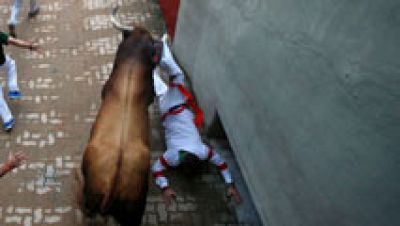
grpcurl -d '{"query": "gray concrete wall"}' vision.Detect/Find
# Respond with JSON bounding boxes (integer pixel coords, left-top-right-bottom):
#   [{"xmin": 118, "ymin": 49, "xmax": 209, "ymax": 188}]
[{"xmin": 172, "ymin": 0, "xmax": 400, "ymax": 225}]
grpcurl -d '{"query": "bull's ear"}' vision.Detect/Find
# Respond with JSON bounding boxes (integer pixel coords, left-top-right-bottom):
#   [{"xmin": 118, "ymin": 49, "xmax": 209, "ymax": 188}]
[{"xmin": 122, "ymin": 30, "xmax": 131, "ymax": 40}]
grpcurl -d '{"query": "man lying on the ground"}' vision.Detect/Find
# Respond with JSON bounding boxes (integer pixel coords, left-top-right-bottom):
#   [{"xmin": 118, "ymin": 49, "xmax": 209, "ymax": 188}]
[
  {"xmin": 0, "ymin": 152, "xmax": 27, "ymax": 178},
  {"xmin": 151, "ymin": 34, "xmax": 242, "ymax": 205}
]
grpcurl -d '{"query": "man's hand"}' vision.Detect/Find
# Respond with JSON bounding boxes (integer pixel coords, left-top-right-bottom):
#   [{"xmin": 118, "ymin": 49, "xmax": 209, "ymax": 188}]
[
  {"xmin": 27, "ymin": 41, "xmax": 44, "ymax": 55},
  {"xmin": 162, "ymin": 187, "xmax": 177, "ymax": 206},
  {"xmin": 227, "ymin": 184, "xmax": 242, "ymax": 204},
  {"xmin": 6, "ymin": 152, "xmax": 27, "ymax": 170},
  {"xmin": 1, "ymin": 152, "xmax": 27, "ymax": 177},
  {"xmin": 29, "ymin": 42, "xmax": 41, "ymax": 52}
]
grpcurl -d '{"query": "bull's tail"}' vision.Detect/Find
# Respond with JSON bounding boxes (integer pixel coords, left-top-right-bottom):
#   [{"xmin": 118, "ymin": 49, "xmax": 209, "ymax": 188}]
[{"xmin": 99, "ymin": 148, "xmax": 123, "ymax": 214}]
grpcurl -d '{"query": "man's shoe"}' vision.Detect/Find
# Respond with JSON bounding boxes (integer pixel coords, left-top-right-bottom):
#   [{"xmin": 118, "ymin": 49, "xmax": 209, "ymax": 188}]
[
  {"xmin": 8, "ymin": 24, "xmax": 16, "ymax": 38},
  {"xmin": 28, "ymin": 7, "xmax": 40, "ymax": 18},
  {"xmin": 3, "ymin": 118, "xmax": 14, "ymax": 132},
  {"xmin": 8, "ymin": 90, "xmax": 22, "ymax": 100}
]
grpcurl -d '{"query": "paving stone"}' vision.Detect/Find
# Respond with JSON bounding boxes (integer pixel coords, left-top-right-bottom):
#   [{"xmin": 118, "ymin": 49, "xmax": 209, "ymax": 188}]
[
  {"xmin": 157, "ymin": 203, "xmax": 168, "ymax": 223},
  {"xmin": 146, "ymin": 213, "xmax": 157, "ymax": 225},
  {"xmin": 169, "ymin": 212, "xmax": 184, "ymax": 223},
  {"xmin": 145, "ymin": 203, "xmax": 155, "ymax": 212},
  {"xmin": 178, "ymin": 202, "xmax": 197, "ymax": 212},
  {"xmin": 167, "ymin": 202, "xmax": 177, "ymax": 212}
]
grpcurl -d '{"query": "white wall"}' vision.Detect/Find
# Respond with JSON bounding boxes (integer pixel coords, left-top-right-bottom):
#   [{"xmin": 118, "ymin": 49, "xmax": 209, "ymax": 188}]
[{"xmin": 173, "ymin": 1, "xmax": 400, "ymax": 225}]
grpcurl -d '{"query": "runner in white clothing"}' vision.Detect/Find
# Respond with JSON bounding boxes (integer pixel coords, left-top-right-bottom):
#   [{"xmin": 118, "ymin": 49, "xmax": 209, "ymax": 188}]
[
  {"xmin": 151, "ymin": 35, "xmax": 242, "ymax": 205},
  {"xmin": 0, "ymin": 31, "xmax": 41, "ymax": 131},
  {"xmin": 8, "ymin": 0, "xmax": 40, "ymax": 37}
]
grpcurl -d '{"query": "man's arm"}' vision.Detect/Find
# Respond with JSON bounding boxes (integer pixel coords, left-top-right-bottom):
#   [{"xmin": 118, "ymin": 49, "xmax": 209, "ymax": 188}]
[
  {"xmin": 207, "ymin": 148, "xmax": 242, "ymax": 204},
  {"xmin": 152, "ymin": 155, "xmax": 177, "ymax": 205},
  {"xmin": 153, "ymin": 68, "xmax": 169, "ymax": 97},
  {"xmin": 157, "ymin": 34, "xmax": 204, "ymax": 128},
  {"xmin": 0, "ymin": 162, "xmax": 13, "ymax": 177},
  {"xmin": 0, "ymin": 152, "xmax": 27, "ymax": 178},
  {"xmin": 7, "ymin": 36, "xmax": 41, "ymax": 51},
  {"xmin": 158, "ymin": 34, "xmax": 184, "ymax": 84}
]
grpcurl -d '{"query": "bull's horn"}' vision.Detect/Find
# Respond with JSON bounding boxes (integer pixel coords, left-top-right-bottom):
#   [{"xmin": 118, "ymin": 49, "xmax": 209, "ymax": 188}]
[{"xmin": 110, "ymin": 6, "xmax": 134, "ymax": 32}]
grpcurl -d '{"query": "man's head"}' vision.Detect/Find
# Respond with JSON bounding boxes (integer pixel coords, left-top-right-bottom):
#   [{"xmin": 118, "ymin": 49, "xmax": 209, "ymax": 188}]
[{"xmin": 178, "ymin": 151, "xmax": 201, "ymax": 174}]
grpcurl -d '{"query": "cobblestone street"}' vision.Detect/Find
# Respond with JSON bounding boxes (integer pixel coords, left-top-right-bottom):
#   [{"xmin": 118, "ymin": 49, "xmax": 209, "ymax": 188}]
[{"xmin": 0, "ymin": 0, "xmax": 254, "ymax": 225}]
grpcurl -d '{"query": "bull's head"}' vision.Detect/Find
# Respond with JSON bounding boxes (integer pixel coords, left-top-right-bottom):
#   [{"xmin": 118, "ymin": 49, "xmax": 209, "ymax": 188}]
[{"xmin": 110, "ymin": 7, "xmax": 162, "ymax": 65}]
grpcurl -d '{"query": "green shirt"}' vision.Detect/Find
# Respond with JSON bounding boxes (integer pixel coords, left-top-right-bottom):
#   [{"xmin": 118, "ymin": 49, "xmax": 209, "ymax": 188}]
[{"xmin": 0, "ymin": 32, "xmax": 9, "ymax": 65}]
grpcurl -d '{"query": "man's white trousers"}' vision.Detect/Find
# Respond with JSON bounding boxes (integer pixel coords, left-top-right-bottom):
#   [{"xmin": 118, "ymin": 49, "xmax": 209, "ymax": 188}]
[
  {"xmin": 8, "ymin": 0, "xmax": 38, "ymax": 25},
  {"xmin": 0, "ymin": 55, "xmax": 19, "ymax": 123}
]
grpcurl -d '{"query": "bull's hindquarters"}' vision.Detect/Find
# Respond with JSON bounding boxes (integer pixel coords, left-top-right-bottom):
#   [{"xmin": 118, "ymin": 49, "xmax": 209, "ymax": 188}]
[{"xmin": 81, "ymin": 144, "xmax": 150, "ymax": 226}]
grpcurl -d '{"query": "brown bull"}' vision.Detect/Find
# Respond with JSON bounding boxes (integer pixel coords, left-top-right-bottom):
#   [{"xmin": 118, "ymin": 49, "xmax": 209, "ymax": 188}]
[{"xmin": 79, "ymin": 9, "xmax": 159, "ymax": 225}]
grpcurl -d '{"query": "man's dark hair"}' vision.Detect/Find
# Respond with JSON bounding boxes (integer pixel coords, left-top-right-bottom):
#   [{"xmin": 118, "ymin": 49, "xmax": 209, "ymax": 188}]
[{"xmin": 179, "ymin": 151, "xmax": 201, "ymax": 174}]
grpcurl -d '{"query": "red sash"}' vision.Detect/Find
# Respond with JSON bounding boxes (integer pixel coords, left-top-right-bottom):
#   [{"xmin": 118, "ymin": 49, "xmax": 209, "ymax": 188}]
[{"xmin": 165, "ymin": 83, "xmax": 203, "ymax": 128}]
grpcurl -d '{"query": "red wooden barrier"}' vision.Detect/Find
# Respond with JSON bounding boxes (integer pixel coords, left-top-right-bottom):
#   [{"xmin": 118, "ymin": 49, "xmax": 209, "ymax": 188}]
[{"xmin": 159, "ymin": 0, "xmax": 180, "ymax": 41}]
